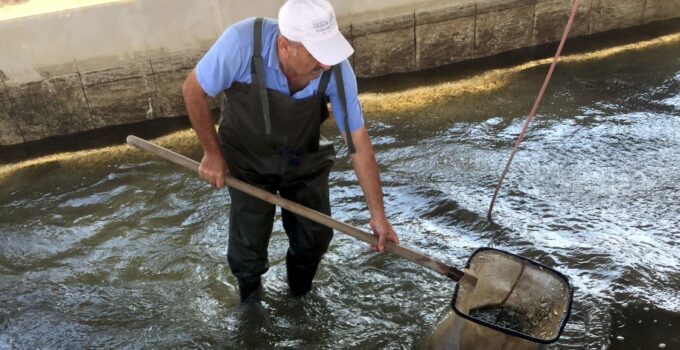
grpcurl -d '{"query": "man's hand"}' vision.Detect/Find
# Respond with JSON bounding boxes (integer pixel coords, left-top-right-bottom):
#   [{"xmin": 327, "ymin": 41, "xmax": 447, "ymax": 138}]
[
  {"xmin": 199, "ymin": 153, "xmax": 228, "ymax": 188},
  {"xmin": 370, "ymin": 215, "xmax": 399, "ymax": 253}
]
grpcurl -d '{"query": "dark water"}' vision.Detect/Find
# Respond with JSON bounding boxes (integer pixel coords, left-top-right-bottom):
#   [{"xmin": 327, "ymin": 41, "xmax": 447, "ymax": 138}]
[{"xmin": 1, "ymin": 37, "xmax": 679, "ymax": 349}]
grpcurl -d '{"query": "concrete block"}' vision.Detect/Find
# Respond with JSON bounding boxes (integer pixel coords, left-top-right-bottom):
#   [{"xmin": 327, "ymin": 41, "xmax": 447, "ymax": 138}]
[
  {"xmin": 150, "ymin": 53, "xmax": 194, "ymax": 117},
  {"xmin": 84, "ymin": 74, "xmax": 161, "ymax": 128},
  {"xmin": 591, "ymin": 0, "xmax": 645, "ymax": 33},
  {"xmin": 154, "ymin": 68, "xmax": 191, "ymax": 118},
  {"xmin": 414, "ymin": 0, "xmax": 476, "ymax": 71},
  {"xmin": 6, "ymin": 75, "xmax": 93, "ymax": 142},
  {"xmin": 353, "ymin": 27, "xmax": 416, "ymax": 77},
  {"xmin": 42, "ymin": 75, "xmax": 93, "ymax": 137},
  {"xmin": 66, "ymin": 2, "xmax": 149, "ymax": 73},
  {"xmin": 216, "ymin": 0, "xmax": 285, "ymax": 29},
  {"xmin": 79, "ymin": 60, "xmax": 154, "ymax": 86},
  {"xmin": 150, "ymin": 50, "xmax": 203, "ymax": 75},
  {"xmin": 350, "ymin": 3, "xmax": 415, "ymax": 77},
  {"xmin": 351, "ymin": 5, "xmax": 414, "ymax": 36},
  {"xmin": 78, "ymin": 57, "xmax": 161, "ymax": 127},
  {"xmin": 477, "ymin": 0, "xmax": 537, "ymax": 15},
  {"xmin": 416, "ymin": 0, "xmax": 476, "ymax": 25},
  {"xmin": 644, "ymin": 0, "xmax": 680, "ymax": 24},
  {"xmin": 0, "ymin": 13, "xmax": 78, "ymax": 83},
  {"xmin": 134, "ymin": 0, "xmax": 221, "ymax": 53},
  {"xmin": 330, "ymin": 0, "xmax": 351, "ymax": 19},
  {"xmin": 533, "ymin": 0, "xmax": 593, "ymax": 45},
  {"xmin": 416, "ymin": 16, "xmax": 475, "ymax": 69},
  {"xmin": 475, "ymin": 5, "xmax": 536, "ymax": 58},
  {"xmin": 350, "ymin": 0, "xmax": 414, "ymax": 16},
  {"xmin": 6, "ymin": 83, "xmax": 49, "ymax": 142},
  {"xmin": 0, "ymin": 88, "xmax": 23, "ymax": 145}
]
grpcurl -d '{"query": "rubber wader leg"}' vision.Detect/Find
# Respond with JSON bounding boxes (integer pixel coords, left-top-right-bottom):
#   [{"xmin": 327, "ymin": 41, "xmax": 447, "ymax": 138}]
[
  {"xmin": 226, "ymin": 185, "xmax": 276, "ymax": 302},
  {"xmin": 238, "ymin": 277, "xmax": 263, "ymax": 303},
  {"xmin": 286, "ymin": 250, "xmax": 321, "ymax": 296},
  {"xmin": 280, "ymin": 169, "xmax": 333, "ymax": 296}
]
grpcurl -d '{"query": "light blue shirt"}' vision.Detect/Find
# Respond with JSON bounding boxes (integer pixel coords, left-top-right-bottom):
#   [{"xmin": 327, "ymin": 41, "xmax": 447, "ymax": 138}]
[{"xmin": 196, "ymin": 17, "xmax": 364, "ymax": 133}]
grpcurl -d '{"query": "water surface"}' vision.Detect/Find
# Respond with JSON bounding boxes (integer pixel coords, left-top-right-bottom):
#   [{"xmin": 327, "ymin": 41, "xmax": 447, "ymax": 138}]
[{"xmin": 1, "ymin": 35, "xmax": 679, "ymax": 349}]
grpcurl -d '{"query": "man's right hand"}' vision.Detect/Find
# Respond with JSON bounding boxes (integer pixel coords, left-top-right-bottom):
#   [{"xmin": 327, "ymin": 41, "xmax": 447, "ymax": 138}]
[
  {"xmin": 183, "ymin": 68, "xmax": 229, "ymax": 189},
  {"xmin": 199, "ymin": 153, "xmax": 229, "ymax": 188}
]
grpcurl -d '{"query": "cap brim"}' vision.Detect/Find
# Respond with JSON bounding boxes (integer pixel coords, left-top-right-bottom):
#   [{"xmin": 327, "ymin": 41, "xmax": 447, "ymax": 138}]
[{"xmin": 302, "ymin": 31, "xmax": 354, "ymax": 66}]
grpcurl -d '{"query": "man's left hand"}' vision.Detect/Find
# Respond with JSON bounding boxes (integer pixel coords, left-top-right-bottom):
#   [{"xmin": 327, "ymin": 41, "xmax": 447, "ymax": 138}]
[{"xmin": 369, "ymin": 216, "xmax": 400, "ymax": 253}]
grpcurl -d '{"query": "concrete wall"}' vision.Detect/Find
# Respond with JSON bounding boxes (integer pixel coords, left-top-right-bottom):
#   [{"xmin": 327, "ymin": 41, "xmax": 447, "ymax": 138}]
[{"xmin": 1, "ymin": 0, "xmax": 680, "ymax": 146}]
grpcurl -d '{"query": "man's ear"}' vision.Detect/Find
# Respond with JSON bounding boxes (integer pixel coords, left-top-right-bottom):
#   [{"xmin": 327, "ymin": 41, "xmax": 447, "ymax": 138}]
[{"xmin": 278, "ymin": 36, "xmax": 290, "ymax": 59}]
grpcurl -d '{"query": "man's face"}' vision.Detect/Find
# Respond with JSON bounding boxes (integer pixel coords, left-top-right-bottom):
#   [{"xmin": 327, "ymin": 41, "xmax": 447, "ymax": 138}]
[{"xmin": 281, "ymin": 38, "xmax": 331, "ymax": 85}]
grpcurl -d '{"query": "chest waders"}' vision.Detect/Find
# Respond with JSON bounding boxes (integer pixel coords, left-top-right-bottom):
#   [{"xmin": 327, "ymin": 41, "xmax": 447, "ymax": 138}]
[{"xmin": 218, "ymin": 18, "xmax": 354, "ymax": 301}]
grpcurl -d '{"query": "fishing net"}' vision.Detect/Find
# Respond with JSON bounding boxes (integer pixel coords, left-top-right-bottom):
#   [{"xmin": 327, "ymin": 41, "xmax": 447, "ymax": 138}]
[{"xmin": 452, "ymin": 248, "xmax": 573, "ymax": 345}]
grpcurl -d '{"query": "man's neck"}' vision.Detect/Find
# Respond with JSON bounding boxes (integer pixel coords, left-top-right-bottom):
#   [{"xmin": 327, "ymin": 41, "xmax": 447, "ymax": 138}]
[
  {"xmin": 277, "ymin": 46, "xmax": 307, "ymax": 95},
  {"xmin": 282, "ymin": 65, "xmax": 307, "ymax": 95}
]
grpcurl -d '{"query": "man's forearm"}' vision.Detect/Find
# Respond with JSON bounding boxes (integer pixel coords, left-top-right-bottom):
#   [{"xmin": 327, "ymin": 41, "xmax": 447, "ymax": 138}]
[
  {"xmin": 349, "ymin": 127, "xmax": 387, "ymax": 219},
  {"xmin": 183, "ymin": 69, "xmax": 222, "ymax": 157}
]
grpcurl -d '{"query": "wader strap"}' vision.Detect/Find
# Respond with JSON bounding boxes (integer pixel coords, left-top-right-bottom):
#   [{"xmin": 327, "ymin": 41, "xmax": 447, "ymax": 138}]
[
  {"xmin": 317, "ymin": 70, "xmax": 332, "ymax": 98},
  {"xmin": 332, "ymin": 65, "xmax": 356, "ymax": 154},
  {"xmin": 252, "ymin": 17, "xmax": 271, "ymax": 135}
]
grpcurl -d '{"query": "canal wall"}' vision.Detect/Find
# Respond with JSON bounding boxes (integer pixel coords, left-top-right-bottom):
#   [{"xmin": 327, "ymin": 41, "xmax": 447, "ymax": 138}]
[{"xmin": 1, "ymin": 0, "xmax": 680, "ymax": 146}]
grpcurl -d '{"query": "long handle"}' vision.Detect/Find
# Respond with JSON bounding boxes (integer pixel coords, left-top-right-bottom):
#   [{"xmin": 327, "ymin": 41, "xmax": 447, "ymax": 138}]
[{"xmin": 127, "ymin": 135, "xmax": 469, "ymax": 282}]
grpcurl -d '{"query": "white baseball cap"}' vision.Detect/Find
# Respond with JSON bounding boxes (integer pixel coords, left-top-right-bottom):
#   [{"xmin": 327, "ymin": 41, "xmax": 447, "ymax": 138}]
[{"xmin": 278, "ymin": 0, "xmax": 353, "ymax": 66}]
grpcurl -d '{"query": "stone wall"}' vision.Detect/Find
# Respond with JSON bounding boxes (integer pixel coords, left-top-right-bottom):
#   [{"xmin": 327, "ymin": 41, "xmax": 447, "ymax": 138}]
[{"xmin": 1, "ymin": 0, "xmax": 680, "ymax": 146}]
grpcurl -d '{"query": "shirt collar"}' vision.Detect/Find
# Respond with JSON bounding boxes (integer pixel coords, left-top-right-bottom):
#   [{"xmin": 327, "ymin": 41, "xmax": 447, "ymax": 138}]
[{"xmin": 266, "ymin": 28, "xmax": 282, "ymax": 71}]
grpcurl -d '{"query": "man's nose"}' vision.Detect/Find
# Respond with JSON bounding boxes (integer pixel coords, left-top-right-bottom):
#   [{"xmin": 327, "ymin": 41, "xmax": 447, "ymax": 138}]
[{"xmin": 320, "ymin": 64, "xmax": 331, "ymax": 71}]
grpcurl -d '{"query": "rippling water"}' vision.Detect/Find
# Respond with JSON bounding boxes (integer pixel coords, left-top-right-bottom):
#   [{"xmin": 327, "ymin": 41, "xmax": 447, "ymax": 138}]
[{"xmin": 1, "ymin": 36, "xmax": 679, "ymax": 349}]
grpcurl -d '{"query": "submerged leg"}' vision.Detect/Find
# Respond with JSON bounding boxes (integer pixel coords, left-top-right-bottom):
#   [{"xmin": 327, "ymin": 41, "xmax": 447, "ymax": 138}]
[
  {"xmin": 280, "ymin": 168, "xmax": 333, "ymax": 296},
  {"xmin": 227, "ymin": 183, "xmax": 276, "ymax": 302}
]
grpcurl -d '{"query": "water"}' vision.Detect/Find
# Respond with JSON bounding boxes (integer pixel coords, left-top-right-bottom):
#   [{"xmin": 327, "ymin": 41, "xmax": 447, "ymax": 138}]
[
  {"xmin": 1, "ymin": 34, "xmax": 679, "ymax": 349},
  {"xmin": 468, "ymin": 305, "xmax": 530, "ymax": 335}
]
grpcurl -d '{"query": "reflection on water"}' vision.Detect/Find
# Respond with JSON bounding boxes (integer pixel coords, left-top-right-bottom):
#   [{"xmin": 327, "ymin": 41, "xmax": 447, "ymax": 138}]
[{"xmin": 1, "ymin": 33, "xmax": 680, "ymax": 349}]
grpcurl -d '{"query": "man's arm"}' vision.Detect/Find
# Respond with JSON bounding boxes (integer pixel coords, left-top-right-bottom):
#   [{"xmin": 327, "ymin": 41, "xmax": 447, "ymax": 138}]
[
  {"xmin": 348, "ymin": 126, "xmax": 400, "ymax": 252},
  {"xmin": 182, "ymin": 69, "xmax": 228, "ymax": 188}
]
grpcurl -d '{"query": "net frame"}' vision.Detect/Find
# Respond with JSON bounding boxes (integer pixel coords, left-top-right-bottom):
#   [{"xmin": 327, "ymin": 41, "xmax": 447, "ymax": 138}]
[{"xmin": 451, "ymin": 247, "xmax": 574, "ymax": 344}]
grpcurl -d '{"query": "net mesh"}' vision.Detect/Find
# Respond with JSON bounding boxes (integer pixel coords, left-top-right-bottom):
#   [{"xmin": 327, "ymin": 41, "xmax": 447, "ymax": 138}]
[{"xmin": 452, "ymin": 248, "xmax": 572, "ymax": 344}]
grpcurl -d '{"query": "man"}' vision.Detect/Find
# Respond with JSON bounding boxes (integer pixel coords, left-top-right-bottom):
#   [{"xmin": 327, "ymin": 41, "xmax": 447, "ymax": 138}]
[{"xmin": 182, "ymin": 0, "xmax": 399, "ymax": 302}]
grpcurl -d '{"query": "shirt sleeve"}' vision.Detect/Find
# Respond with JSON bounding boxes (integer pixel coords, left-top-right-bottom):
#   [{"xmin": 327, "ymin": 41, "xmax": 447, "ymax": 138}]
[
  {"xmin": 195, "ymin": 23, "xmax": 248, "ymax": 97},
  {"xmin": 326, "ymin": 60, "xmax": 364, "ymax": 134}
]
